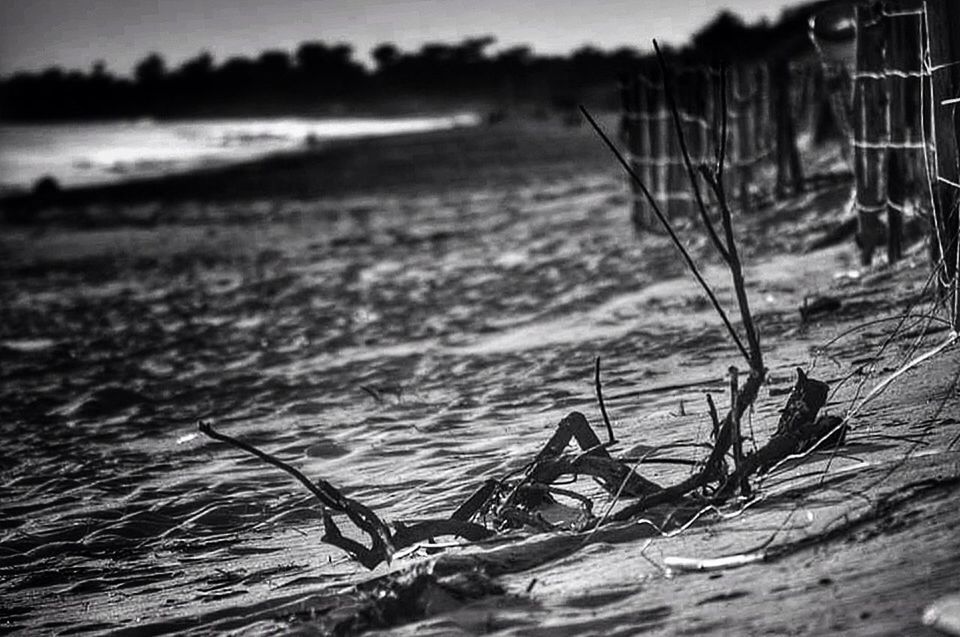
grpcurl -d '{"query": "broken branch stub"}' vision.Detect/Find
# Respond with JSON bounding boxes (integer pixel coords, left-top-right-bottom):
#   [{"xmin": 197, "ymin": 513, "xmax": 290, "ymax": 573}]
[{"xmin": 720, "ymin": 369, "xmax": 832, "ymax": 494}]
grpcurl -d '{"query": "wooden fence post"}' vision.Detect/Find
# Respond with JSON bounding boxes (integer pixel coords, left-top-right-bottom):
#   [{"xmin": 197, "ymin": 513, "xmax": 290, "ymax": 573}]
[
  {"xmin": 664, "ymin": 72, "xmax": 686, "ymax": 220},
  {"xmin": 884, "ymin": 1, "xmax": 914, "ymax": 263},
  {"xmin": 619, "ymin": 75, "xmax": 638, "ymax": 231},
  {"xmin": 725, "ymin": 69, "xmax": 741, "ymax": 202},
  {"xmin": 925, "ymin": 0, "xmax": 960, "ymax": 310},
  {"xmin": 772, "ymin": 58, "xmax": 805, "ymax": 198},
  {"xmin": 637, "ymin": 77, "xmax": 655, "ymax": 230},
  {"xmin": 854, "ymin": 2, "xmax": 889, "ymax": 266},
  {"xmin": 753, "ymin": 66, "xmax": 769, "ymax": 162},
  {"xmin": 734, "ymin": 66, "xmax": 756, "ymax": 211},
  {"xmin": 650, "ymin": 75, "xmax": 669, "ymax": 223}
]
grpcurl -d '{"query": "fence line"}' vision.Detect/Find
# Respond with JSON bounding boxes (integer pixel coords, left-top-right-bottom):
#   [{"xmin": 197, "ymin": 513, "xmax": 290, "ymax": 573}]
[
  {"xmin": 618, "ymin": 1, "xmax": 959, "ymax": 319},
  {"xmin": 619, "ymin": 61, "xmax": 800, "ymax": 226}
]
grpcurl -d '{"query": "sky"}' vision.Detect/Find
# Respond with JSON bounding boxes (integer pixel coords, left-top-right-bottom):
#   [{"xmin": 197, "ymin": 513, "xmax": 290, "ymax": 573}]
[{"xmin": 0, "ymin": 0, "xmax": 803, "ymax": 77}]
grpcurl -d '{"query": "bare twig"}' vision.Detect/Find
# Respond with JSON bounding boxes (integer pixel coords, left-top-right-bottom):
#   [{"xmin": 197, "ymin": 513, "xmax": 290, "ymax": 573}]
[
  {"xmin": 198, "ymin": 420, "xmax": 394, "ymax": 568},
  {"xmin": 612, "ymin": 367, "xmax": 766, "ymax": 521},
  {"xmin": 579, "ymin": 105, "xmax": 752, "ymax": 365},
  {"xmin": 594, "ymin": 356, "xmax": 617, "ymax": 444},
  {"xmin": 654, "ymin": 40, "xmax": 730, "ymax": 263},
  {"xmin": 728, "ymin": 366, "xmax": 751, "ymax": 496},
  {"xmin": 706, "ymin": 393, "xmax": 722, "ymax": 439},
  {"xmin": 716, "ymin": 64, "xmax": 729, "ymax": 181},
  {"xmin": 684, "ymin": 55, "xmax": 764, "ymax": 374},
  {"xmin": 713, "ymin": 175, "xmax": 764, "ymax": 371}
]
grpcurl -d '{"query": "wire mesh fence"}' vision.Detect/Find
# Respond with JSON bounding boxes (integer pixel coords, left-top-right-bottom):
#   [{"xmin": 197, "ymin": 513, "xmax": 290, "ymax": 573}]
[{"xmin": 618, "ymin": 0, "xmax": 960, "ymax": 328}]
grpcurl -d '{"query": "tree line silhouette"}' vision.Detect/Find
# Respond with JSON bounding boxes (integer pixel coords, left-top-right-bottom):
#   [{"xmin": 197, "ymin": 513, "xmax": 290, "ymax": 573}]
[{"xmin": 0, "ymin": 4, "xmax": 831, "ymax": 122}]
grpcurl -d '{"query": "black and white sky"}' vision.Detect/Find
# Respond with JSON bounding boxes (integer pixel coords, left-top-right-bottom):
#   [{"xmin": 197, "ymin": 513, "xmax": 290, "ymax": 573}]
[{"xmin": 0, "ymin": 0, "xmax": 801, "ymax": 76}]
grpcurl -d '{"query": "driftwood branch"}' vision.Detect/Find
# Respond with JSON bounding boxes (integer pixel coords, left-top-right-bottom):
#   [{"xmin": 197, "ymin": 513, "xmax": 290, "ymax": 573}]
[
  {"xmin": 198, "ymin": 421, "xmax": 492, "ymax": 569},
  {"xmin": 718, "ymin": 369, "xmax": 832, "ymax": 496},
  {"xmin": 199, "ymin": 49, "xmax": 854, "ymax": 574},
  {"xmin": 609, "ymin": 368, "xmax": 765, "ymax": 521},
  {"xmin": 198, "ymin": 421, "xmax": 394, "ymax": 567}
]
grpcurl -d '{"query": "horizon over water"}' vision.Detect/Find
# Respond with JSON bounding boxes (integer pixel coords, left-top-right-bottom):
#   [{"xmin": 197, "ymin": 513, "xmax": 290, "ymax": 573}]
[{"xmin": 0, "ymin": 113, "xmax": 479, "ymax": 192}]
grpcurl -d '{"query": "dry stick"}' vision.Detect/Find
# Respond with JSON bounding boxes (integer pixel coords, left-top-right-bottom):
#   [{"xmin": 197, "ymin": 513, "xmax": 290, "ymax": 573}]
[
  {"xmin": 594, "ymin": 356, "xmax": 617, "ymax": 444},
  {"xmin": 581, "ymin": 51, "xmax": 769, "ymax": 521},
  {"xmin": 706, "ymin": 62, "xmax": 764, "ymax": 372},
  {"xmin": 653, "ymin": 40, "xmax": 730, "ymax": 263},
  {"xmin": 654, "ymin": 47, "xmax": 764, "ymax": 373},
  {"xmin": 198, "ymin": 421, "xmax": 393, "ymax": 567},
  {"xmin": 657, "ymin": 49, "xmax": 763, "ymax": 503},
  {"xmin": 756, "ymin": 354, "xmax": 960, "ymax": 556},
  {"xmin": 709, "ymin": 70, "xmax": 763, "ymax": 371},
  {"xmin": 715, "ymin": 64, "xmax": 729, "ymax": 181},
  {"xmin": 706, "ymin": 393, "xmax": 722, "ymax": 440},
  {"xmin": 850, "ymin": 330, "xmax": 959, "ymax": 418},
  {"xmin": 817, "ymin": 262, "xmax": 946, "ymax": 404},
  {"xmin": 579, "ymin": 446, "xmax": 660, "ymax": 546},
  {"xmin": 500, "ymin": 411, "xmax": 614, "ymax": 517},
  {"xmin": 579, "ymin": 106, "xmax": 751, "ymax": 365},
  {"xmin": 814, "ymin": 313, "xmax": 952, "ymax": 363},
  {"xmin": 838, "ymin": 257, "xmax": 949, "ymax": 409},
  {"xmin": 607, "ymin": 369, "xmax": 764, "ymax": 523},
  {"xmin": 728, "ymin": 367, "xmax": 751, "ymax": 496},
  {"xmin": 200, "ymin": 421, "xmax": 493, "ymax": 568}
]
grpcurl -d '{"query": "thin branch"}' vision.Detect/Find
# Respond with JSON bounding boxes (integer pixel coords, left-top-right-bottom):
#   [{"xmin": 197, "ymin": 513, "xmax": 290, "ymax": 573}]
[
  {"xmin": 198, "ymin": 421, "xmax": 394, "ymax": 565},
  {"xmin": 716, "ymin": 63, "xmax": 729, "ymax": 183},
  {"xmin": 200, "ymin": 421, "xmax": 350, "ymax": 512},
  {"xmin": 694, "ymin": 58, "xmax": 764, "ymax": 372},
  {"xmin": 579, "ymin": 105, "xmax": 752, "ymax": 365},
  {"xmin": 728, "ymin": 366, "xmax": 751, "ymax": 496},
  {"xmin": 608, "ymin": 367, "xmax": 765, "ymax": 522},
  {"xmin": 653, "ymin": 39, "xmax": 730, "ymax": 263},
  {"xmin": 706, "ymin": 393, "xmax": 721, "ymax": 440},
  {"xmin": 594, "ymin": 356, "xmax": 617, "ymax": 444},
  {"xmin": 392, "ymin": 518, "xmax": 495, "ymax": 547},
  {"xmin": 716, "ymin": 184, "xmax": 764, "ymax": 371}
]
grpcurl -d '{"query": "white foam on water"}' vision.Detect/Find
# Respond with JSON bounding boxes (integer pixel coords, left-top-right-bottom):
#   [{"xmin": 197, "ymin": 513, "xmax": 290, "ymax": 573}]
[{"xmin": 0, "ymin": 113, "xmax": 480, "ymax": 190}]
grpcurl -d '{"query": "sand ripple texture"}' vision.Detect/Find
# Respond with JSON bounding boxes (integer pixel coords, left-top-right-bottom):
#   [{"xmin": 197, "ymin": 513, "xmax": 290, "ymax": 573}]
[{"xmin": 0, "ymin": 174, "xmax": 858, "ymax": 634}]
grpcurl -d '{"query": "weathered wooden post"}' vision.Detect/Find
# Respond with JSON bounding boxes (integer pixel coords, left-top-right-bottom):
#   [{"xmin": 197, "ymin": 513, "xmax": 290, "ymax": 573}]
[
  {"xmin": 853, "ymin": 2, "xmax": 889, "ymax": 265},
  {"xmin": 664, "ymin": 71, "xmax": 687, "ymax": 220},
  {"xmin": 649, "ymin": 75, "xmax": 668, "ymax": 222},
  {"xmin": 924, "ymin": 0, "xmax": 960, "ymax": 313},
  {"xmin": 734, "ymin": 65, "xmax": 756, "ymax": 211},
  {"xmin": 812, "ymin": 64, "xmax": 844, "ymax": 144},
  {"xmin": 619, "ymin": 75, "xmax": 638, "ymax": 231},
  {"xmin": 636, "ymin": 77, "xmax": 656, "ymax": 230},
  {"xmin": 724, "ymin": 69, "xmax": 742, "ymax": 204},
  {"xmin": 699, "ymin": 67, "xmax": 716, "ymax": 203},
  {"xmin": 753, "ymin": 65, "xmax": 769, "ymax": 161},
  {"xmin": 900, "ymin": 3, "xmax": 924, "ymax": 198},
  {"xmin": 884, "ymin": 5, "xmax": 904, "ymax": 264},
  {"xmin": 771, "ymin": 58, "xmax": 805, "ymax": 198},
  {"xmin": 680, "ymin": 70, "xmax": 700, "ymax": 220},
  {"xmin": 621, "ymin": 75, "xmax": 650, "ymax": 233},
  {"xmin": 883, "ymin": 0, "xmax": 923, "ymax": 263}
]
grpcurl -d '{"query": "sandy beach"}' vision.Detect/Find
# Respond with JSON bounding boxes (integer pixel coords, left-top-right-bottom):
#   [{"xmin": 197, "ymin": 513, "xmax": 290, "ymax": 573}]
[{"xmin": 1, "ymin": 116, "xmax": 958, "ymax": 636}]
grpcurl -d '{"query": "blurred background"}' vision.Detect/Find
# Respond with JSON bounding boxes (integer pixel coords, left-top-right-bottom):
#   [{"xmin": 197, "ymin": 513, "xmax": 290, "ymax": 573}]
[{"xmin": 0, "ymin": 0, "xmax": 842, "ymax": 192}]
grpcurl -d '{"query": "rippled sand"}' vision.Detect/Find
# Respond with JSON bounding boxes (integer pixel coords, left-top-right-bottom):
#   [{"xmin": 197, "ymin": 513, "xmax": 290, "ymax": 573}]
[{"xmin": 2, "ymin": 125, "xmax": 959, "ymax": 635}]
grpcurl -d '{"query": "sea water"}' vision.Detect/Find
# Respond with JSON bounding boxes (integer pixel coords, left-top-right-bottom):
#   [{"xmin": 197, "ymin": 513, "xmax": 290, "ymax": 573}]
[{"xmin": 0, "ymin": 114, "xmax": 479, "ymax": 192}]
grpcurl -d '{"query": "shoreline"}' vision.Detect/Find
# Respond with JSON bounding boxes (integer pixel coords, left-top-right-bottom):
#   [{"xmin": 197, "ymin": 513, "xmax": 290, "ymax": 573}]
[{"xmin": 0, "ymin": 114, "xmax": 619, "ymax": 223}]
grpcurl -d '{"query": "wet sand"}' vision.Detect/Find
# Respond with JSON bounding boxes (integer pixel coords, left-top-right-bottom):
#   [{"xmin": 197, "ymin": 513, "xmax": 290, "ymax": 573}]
[{"xmin": 1, "ymin": 117, "xmax": 958, "ymax": 635}]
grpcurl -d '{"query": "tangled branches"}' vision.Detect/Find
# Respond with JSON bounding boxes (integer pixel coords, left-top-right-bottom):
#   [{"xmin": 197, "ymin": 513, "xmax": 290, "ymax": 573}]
[{"xmin": 198, "ymin": 46, "xmax": 849, "ymax": 570}]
